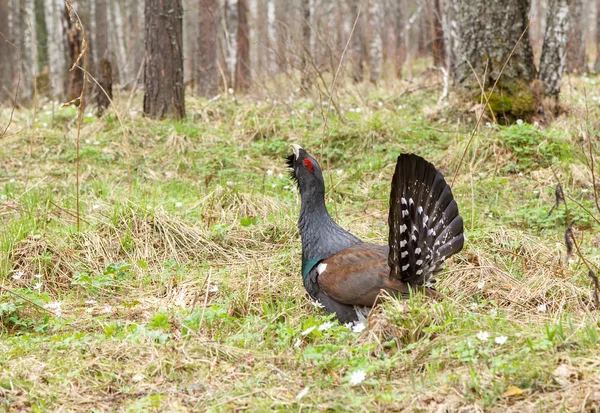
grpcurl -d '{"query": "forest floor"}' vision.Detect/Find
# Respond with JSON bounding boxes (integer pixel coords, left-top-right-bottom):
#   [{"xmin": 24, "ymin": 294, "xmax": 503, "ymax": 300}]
[{"xmin": 2, "ymin": 72, "xmax": 600, "ymax": 412}]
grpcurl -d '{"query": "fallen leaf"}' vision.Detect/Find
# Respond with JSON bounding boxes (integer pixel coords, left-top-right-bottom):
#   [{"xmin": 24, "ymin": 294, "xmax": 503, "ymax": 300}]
[
  {"xmin": 553, "ymin": 364, "xmax": 578, "ymax": 387},
  {"xmin": 503, "ymin": 385, "xmax": 523, "ymax": 397}
]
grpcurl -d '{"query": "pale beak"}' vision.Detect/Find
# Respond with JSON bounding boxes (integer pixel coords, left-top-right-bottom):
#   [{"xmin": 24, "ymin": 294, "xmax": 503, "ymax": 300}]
[{"xmin": 290, "ymin": 143, "xmax": 302, "ymax": 159}]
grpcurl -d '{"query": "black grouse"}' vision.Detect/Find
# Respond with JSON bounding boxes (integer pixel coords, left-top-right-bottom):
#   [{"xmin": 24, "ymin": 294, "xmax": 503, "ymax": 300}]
[{"xmin": 287, "ymin": 144, "xmax": 464, "ymax": 323}]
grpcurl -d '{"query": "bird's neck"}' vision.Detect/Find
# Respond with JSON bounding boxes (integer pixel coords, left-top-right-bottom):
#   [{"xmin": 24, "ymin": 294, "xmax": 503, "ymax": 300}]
[{"xmin": 298, "ymin": 191, "xmax": 362, "ymax": 267}]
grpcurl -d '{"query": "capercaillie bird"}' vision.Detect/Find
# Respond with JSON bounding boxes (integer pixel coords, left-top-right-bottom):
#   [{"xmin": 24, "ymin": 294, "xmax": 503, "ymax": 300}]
[{"xmin": 287, "ymin": 144, "xmax": 464, "ymax": 323}]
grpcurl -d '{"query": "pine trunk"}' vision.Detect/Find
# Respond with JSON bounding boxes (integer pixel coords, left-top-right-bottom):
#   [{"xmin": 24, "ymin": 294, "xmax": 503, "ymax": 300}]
[
  {"xmin": 64, "ymin": 4, "xmax": 84, "ymax": 102},
  {"xmin": 198, "ymin": 0, "xmax": 218, "ymax": 96},
  {"xmin": 143, "ymin": 0, "xmax": 185, "ymax": 119},
  {"xmin": 538, "ymin": 0, "xmax": 569, "ymax": 98},
  {"xmin": 235, "ymin": 0, "xmax": 250, "ymax": 90},
  {"xmin": 566, "ymin": 0, "xmax": 586, "ymax": 73},
  {"xmin": 368, "ymin": 0, "xmax": 383, "ymax": 83},
  {"xmin": 431, "ymin": 0, "xmax": 445, "ymax": 67},
  {"xmin": 95, "ymin": 0, "xmax": 112, "ymax": 112},
  {"xmin": 454, "ymin": 0, "xmax": 537, "ymax": 120}
]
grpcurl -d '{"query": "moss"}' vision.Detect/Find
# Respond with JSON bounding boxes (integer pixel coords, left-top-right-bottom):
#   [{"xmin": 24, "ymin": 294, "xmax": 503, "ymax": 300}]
[{"xmin": 468, "ymin": 80, "xmax": 536, "ymax": 124}]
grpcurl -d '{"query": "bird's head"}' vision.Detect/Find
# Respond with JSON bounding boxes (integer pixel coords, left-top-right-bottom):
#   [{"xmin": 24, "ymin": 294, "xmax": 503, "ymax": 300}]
[{"xmin": 286, "ymin": 144, "xmax": 325, "ymax": 197}]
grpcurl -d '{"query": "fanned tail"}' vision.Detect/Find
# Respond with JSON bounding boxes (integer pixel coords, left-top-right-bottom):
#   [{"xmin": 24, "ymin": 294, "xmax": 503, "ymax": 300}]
[{"xmin": 388, "ymin": 154, "xmax": 464, "ymax": 285}]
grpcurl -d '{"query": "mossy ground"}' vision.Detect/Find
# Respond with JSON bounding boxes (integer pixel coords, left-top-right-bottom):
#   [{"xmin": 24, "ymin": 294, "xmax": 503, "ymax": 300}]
[{"xmin": 2, "ymin": 71, "xmax": 600, "ymax": 412}]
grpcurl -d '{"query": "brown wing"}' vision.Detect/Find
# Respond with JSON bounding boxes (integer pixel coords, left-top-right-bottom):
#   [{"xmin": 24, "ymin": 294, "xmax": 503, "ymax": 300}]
[{"xmin": 317, "ymin": 244, "xmax": 411, "ymax": 306}]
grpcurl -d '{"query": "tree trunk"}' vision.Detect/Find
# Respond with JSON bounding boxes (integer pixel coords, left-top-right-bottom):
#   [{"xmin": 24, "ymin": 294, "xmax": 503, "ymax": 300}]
[
  {"xmin": 394, "ymin": 0, "xmax": 406, "ymax": 79},
  {"xmin": 431, "ymin": 0, "xmax": 445, "ymax": 67},
  {"xmin": 64, "ymin": 5, "xmax": 84, "ymax": 102},
  {"xmin": 350, "ymin": 0, "xmax": 365, "ymax": 82},
  {"xmin": 538, "ymin": 0, "xmax": 569, "ymax": 99},
  {"xmin": 0, "ymin": 0, "xmax": 12, "ymax": 100},
  {"xmin": 368, "ymin": 0, "xmax": 383, "ymax": 83},
  {"xmin": 300, "ymin": 0, "xmax": 311, "ymax": 88},
  {"xmin": 225, "ymin": 0, "xmax": 238, "ymax": 87},
  {"xmin": 596, "ymin": 0, "xmax": 600, "ymax": 72},
  {"xmin": 95, "ymin": 0, "xmax": 112, "ymax": 112},
  {"xmin": 566, "ymin": 0, "xmax": 586, "ymax": 73},
  {"xmin": 443, "ymin": 0, "xmax": 459, "ymax": 75},
  {"xmin": 143, "ymin": 0, "xmax": 185, "ymax": 119},
  {"xmin": 266, "ymin": 0, "xmax": 277, "ymax": 74},
  {"xmin": 44, "ymin": 0, "xmax": 66, "ymax": 99},
  {"xmin": 21, "ymin": 0, "xmax": 38, "ymax": 100},
  {"xmin": 454, "ymin": 0, "xmax": 537, "ymax": 121},
  {"xmin": 198, "ymin": 0, "xmax": 218, "ymax": 96},
  {"xmin": 235, "ymin": 0, "xmax": 250, "ymax": 90}
]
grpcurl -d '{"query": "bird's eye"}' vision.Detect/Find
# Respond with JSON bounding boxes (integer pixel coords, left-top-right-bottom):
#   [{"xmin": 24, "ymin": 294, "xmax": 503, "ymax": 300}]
[{"xmin": 303, "ymin": 158, "xmax": 313, "ymax": 173}]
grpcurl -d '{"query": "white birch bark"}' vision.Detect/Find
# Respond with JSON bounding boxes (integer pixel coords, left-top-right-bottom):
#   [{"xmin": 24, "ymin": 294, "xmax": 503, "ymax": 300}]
[
  {"xmin": 539, "ymin": 0, "xmax": 569, "ymax": 97},
  {"xmin": 368, "ymin": 0, "xmax": 383, "ymax": 83},
  {"xmin": 266, "ymin": 0, "xmax": 276, "ymax": 74}
]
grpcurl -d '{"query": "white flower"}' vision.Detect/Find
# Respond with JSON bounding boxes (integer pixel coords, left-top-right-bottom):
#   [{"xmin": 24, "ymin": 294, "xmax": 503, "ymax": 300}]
[
  {"xmin": 469, "ymin": 303, "xmax": 478, "ymax": 310},
  {"xmin": 495, "ymin": 335, "xmax": 508, "ymax": 345},
  {"xmin": 377, "ymin": 101, "xmax": 383, "ymax": 107},
  {"xmin": 336, "ymin": 169, "xmax": 343, "ymax": 175},
  {"xmin": 318, "ymin": 321, "xmax": 335, "ymax": 331},
  {"xmin": 311, "ymin": 300, "xmax": 324, "ymax": 309},
  {"xmin": 489, "ymin": 308, "xmax": 497, "ymax": 317},
  {"xmin": 355, "ymin": 107, "xmax": 361, "ymax": 113},
  {"xmin": 349, "ymin": 370, "xmax": 366, "ymax": 386},
  {"xmin": 537, "ymin": 303, "xmax": 547, "ymax": 313},
  {"xmin": 175, "ymin": 202, "xmax": 183, "ymax": 208},
  {"xmin": 476, "ymin": 331, "xmax": 490, "ymax": 341},
  {"xmin": 103, "ymin": 305, "xmax": 113, "ymax": 313},
  {"xmin": 352, "ymin": 322, "xmax": 366, "ymax": 333},
  {"xmin": 267, "ymin": 169, "xmax": 274, "ymax": 176},
  {"xmin": 85, "ymin": 299, "xmax": 97, "ymax": 305},
  {"xmin": 85, "ymin": 139, "xmax": 91, "ymax": 144},
  {"xmin": 294, "ymin": 338, "xmax": 302, "ymax": 348},
  {"xmin": 296, "ymin": 386, "xmax": 309, "ymax": 400},
  {"xmin": 92, "ymin": 204, "xmax": 100, "ymax": 210},
  {"xmin": 278, "ymin": 173, "xmax": 284, "ymax": 179},
  {"xmin": 33, "ymin": 273, "xmax": 43, "ymax": 279},
  {"xmin": 397, "ymin": 104, "xmax": 405, "ymax": 110},
  {"xmin": 44, "ymin": 301, "xmax": 62, "ymax": 311},
  {"xmin": 477, "ymin": 280, "xmax": 485, "ymax": 289},
  {"xmin": 85, "ymin": 308, "xmax": 94, "ymax": 313},
  {"xmin": 301, "ymin": 326, "xmax": 316, "ymax": 336},
  {"xmin": 12, "ymin": 271, "xmax": 24, "ymax": 280},
  {"xmin": 516, "ymin": 119, "xmax": 524, "ymax": 125},
  {"xmin": 209, "ymin": 285, "xmax": 219, "ymax": 293},
  {"xmin": 228, "ymin": 88, "xmax": 234, "ymax": 95},
  {"xmin": 33, "ymin": 282, "xmax": 43, "ymax": 290},
  {"xmin": 132, "ymin": 373, "xmax": 145, "ymax": 383}
]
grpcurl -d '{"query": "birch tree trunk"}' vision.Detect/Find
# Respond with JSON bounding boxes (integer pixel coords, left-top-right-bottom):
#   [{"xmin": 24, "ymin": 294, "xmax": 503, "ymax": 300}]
[
  {"xmin": 538, "ymin": 0, "xmax": 569, "ymax": 99},
  {"xmin": 44, "ymin": 0, "xmax": 67, "ymax": 100},
  {"xmin": 225, "ymin": 0, "xmax": 238, "ymax": 87},
  {"xmin": 454, "ymin": 0, "xmax": 537, "ymax": 120},
  {"xmin": 566, "ymin": 0, "xmax": 586, "ymax": 72},
  {"xmin": 96, "ymin": 0, "xmax": 112, "ymax": 112},
  {"xmin": 266, "ymin": 0, "xmax": 276, "ymax": 74},
  {"xmin": 198, "ymin": 0, "xmax": 218, "ymax": 96},
  {"xmin": 235, "ymin": 0, "xmax": 250, "ymax": 90},
  {"xmin": 368, "ymin": 0, "xmax": 383, "ymax": 83},
  {"xmin": 143, "ymin": 0, "xmax": 185, "ymax": 119}
]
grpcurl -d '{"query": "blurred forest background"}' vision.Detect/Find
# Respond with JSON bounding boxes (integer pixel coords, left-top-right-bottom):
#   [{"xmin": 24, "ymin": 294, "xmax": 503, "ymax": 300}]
[{"xmin": 0, "ymin": 0, "xmax": 597, "ymax": 116}]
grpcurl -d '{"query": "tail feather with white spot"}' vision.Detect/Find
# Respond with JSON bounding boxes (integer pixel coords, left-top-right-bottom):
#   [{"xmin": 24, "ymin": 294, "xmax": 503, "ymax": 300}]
[{"xmin": 388, "ymin": 154, "xmax": 464, "ymax": 285}]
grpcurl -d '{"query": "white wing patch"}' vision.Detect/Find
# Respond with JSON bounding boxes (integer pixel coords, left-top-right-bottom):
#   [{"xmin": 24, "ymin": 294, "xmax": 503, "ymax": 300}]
[{"xmin": 317, "ymin": 263, "xmax": 328, "ymax": 275}]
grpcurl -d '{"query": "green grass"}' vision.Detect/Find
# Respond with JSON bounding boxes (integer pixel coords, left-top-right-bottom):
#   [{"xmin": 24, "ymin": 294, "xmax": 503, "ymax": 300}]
[{"xmin": 1, "ymin": 74, "xmax": 600, "ymax": 411}]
